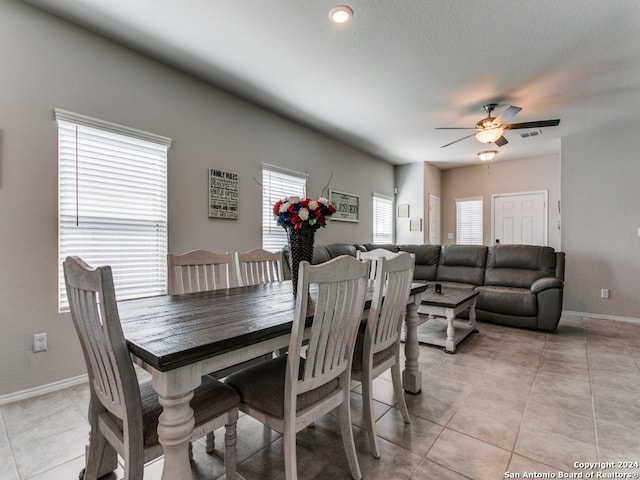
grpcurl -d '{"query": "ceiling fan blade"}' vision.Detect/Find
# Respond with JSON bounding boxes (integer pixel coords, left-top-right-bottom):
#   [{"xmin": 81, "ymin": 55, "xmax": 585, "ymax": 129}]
[
  {"xmin": 495, "ymin": 136, "xmax": 509, "ymax": 147},
  {"xmin": 435, "ymin": 127, "xmax": 476, "ymax": 130},
  {"xmin": 504, "ymin": 119, "xmax": 560, "ymax": 130},
  {"xmin": 440, "ymin": 133, "xmax": 476, "ymax": 148},
  {"xmin": 494, "ymin": 106, "xmax": 522, "ymax": 126}
]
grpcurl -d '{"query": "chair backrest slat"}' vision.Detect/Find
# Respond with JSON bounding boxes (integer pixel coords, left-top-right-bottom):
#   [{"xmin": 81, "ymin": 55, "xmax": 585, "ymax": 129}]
[
  {"xmin": 357, "ymin": 248, "xmax": 397, "ymax": 280},
  {"xmin": 168, "ymin": 249, "xmax": 235, "ymax": 294},
  {"xmin": 367, "ymin": 252, "xmax": 415, "ymax": 355},
  {"xmin": 289, "ymin": 256, "xmax": 369, "ymax": 397},
  {"xmin": 235, "ymin": 249, "xmax": 284, "ymax": 287},
  {"xmin": 63, "ymin": 256, "xmax": 142, "ymax": 425}
]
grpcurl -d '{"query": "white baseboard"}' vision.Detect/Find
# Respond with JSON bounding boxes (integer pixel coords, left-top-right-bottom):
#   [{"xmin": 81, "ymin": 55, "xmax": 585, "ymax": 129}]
[
  {"xmin": 563, "ymin": 310, "xmax": 640, "ymax": 325},
  {"xmin": 0, "ymin": 374, "xmax": 88, "ymax": 406}
]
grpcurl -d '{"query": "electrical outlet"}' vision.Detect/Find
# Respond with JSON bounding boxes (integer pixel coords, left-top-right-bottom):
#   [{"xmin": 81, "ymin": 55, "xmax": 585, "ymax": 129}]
[
  {"xmin": 600, "ymin": 289, "xmax": 609, "ymax": 299},
  {"xmin": 33, "ymin": 333, "xmax": 47, "ymax": 352}
]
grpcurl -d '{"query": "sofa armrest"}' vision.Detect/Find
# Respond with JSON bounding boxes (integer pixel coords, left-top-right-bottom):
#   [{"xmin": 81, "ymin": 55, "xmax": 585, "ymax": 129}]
[{"xmin": 531, "ymin": 277, "xmax": 563, "ymax": 294}]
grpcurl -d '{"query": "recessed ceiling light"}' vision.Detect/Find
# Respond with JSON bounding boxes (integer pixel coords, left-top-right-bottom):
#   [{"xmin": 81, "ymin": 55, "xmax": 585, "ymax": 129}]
[{"xmin": 329, "ymin": 5, "xmax": 353, "ymax": 24}]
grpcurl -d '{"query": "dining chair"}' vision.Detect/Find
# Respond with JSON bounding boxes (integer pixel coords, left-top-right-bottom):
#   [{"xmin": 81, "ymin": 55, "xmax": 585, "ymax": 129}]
[
  {"xmin": 167, "ymin": 248, "xmax": 271, "ymax": 447},
  {"xmin": 235, "ymin": 248, "xmax": 284, "ymax": 287},
  {"xmin": 352, "ymin": 251, "xmax": 415, "ymax": 458},
  {"xmin": 167, "ymin": 249, "xmax": 236, "ymax": 294},
  {"xmin": 356, "ymin": 247, "xmax": 397, "ymax": 280},
  {"xmin": 224, "ymin": 255, "xmax": 370, "ymax": 480},
  {"xmin": 64, "ymin": 256, "xmax": 240, "ymax": 480}
]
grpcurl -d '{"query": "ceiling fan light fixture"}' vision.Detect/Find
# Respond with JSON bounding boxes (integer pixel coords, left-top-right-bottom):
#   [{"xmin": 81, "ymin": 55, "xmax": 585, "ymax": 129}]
[
  {"xmin": 329, "ymin": 5, "xmax": 353, "ymax": 24},
  {"xmin": 475, "ymin": 127, "xmax": 504, "ymax": 144},
  {"xmin": 478, "ymin": 150, "xmax": 498, "ymax": 162}
]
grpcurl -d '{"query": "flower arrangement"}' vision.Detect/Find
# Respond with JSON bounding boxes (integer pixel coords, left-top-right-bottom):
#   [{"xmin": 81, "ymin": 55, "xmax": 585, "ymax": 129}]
[{"xmin": 273, "ymin": 196, "xmax": 337, "ymax": 231}]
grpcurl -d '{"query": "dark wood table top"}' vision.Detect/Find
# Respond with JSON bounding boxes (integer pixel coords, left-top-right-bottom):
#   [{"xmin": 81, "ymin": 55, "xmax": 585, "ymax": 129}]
[
  {"xmin": 420, "ymin": 287, "xmax": 478, "ymax": 308},
  {"xmin": 119, "ymin": 280, "xmax": 427, "ymax": 372}
]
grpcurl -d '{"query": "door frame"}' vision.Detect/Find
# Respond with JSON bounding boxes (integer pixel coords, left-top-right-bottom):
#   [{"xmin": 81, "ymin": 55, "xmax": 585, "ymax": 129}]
[{"xmin": 491, "ymin": 190, "xmax": 548, "ymax": 246}]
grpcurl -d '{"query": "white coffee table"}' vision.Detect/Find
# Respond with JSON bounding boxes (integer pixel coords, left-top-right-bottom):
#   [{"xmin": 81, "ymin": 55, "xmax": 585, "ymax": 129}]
[{"xmin": 416, "ymin": 287, "xmax": 479, "ymax": 353}]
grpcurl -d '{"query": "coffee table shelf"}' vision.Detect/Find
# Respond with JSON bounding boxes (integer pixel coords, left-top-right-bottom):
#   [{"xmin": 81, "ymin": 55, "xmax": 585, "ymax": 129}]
[{"xmin": 416, "ymin": 288, "xmax": 479, "ymax": 353}]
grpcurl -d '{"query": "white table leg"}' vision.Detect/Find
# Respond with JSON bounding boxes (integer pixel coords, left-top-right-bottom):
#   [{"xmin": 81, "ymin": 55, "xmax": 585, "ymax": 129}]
[
  {"xmin": 402, "ymin": 296, "xmax": 422, "ymax": 393},
  {"xmin": 152, "ymin": 366, "xmax": 202, "ymax": 480},
  {"xmin": 445, "ymin": 312, "xmax": 456, "ymax": 353},
  {"xmin": 469, "ymin": 298, "xmax": 478, "ymax": 332}
]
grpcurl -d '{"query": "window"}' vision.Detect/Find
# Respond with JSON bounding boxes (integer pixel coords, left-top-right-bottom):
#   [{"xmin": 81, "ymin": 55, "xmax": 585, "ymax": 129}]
[
  {"xmin": 57, "ymin": 109, "xmax": 170, "ymax": 310},
  {"xmin": 262, "ymin": 165, "xmax": 306, "ymax": 252},
  {"xmin": 372, "ymin": 193, "xmax": 394, "ymax": 243},
  {"xmin": 456, "ymin": 197, "xmax": 483, "ymax": 244}
]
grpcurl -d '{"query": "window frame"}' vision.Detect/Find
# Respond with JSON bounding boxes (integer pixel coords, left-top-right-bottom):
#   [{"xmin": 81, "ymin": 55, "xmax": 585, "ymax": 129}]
[
  {"xmin": 261, "ymin": 164, "xmax": 307, "ymax": 252},
  {"xmin": 372, "ymin": 193, "xmax": 394, "ymax": 244},
  {"xmin": 56, "ymin": 109, "xmax": 171, "ymax": 311},
  {"xmin": 455, "ymin": 196, "xmax": 484, "ymax": 245}
]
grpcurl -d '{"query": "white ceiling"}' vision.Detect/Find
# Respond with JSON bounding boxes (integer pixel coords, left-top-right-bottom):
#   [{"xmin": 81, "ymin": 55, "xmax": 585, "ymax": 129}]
[{"xmin": 24, "ymin": 0, "xmax": 640, "ymax": 169}]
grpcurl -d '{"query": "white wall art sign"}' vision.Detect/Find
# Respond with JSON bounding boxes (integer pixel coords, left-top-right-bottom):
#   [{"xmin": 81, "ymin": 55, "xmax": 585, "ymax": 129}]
[{"xmin": 329, "ymin": 189, "xmax": 359, "ymax": 222}]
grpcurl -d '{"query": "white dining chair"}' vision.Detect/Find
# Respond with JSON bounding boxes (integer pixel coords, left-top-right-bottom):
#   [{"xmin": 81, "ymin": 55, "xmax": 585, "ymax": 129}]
[
  {"xmin": 224, "ymin": 255, "xmax": 370, "ymax": 480},
  {"xmin": 235, "ymin": 248, "xmax": 284, "ymax": 286},
  {"xmin": 352, "ymin": 251, "xmax": 415, "ymax": 458},
  {"xmin": 63, "ymin": 256, "xmax": 240, "ymax": 480},
  {"xmin": 167, "ymin": 249, "xmax": 236, "ymax": 294},
  {"xmin": 356, "ymin": 247, "xmax": 398, "ymax": 280},
  {"xmin": 167, "ymin": 248, "xmax": 266, "ymax": 450}
]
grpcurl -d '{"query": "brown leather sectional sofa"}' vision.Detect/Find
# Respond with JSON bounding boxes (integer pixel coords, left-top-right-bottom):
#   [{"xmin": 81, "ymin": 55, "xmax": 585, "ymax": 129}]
[{"xmin": 283, "ymin": 243, "xmax": 565, "ymax": 332}]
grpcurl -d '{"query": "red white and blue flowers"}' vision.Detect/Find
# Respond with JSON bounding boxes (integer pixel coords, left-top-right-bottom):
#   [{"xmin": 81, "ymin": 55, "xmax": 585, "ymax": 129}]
[{"xmin": 273, "ymin": 196, "xmax": 336, "ymax": 231}]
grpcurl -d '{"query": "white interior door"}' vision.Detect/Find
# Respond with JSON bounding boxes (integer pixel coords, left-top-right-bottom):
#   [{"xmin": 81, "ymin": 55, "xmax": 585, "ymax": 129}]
[
  {"xmin": 492, "ymin": 191, "xmax": 547, "ymax": 245},
  {"xmin": 428, "ymin": 194, "xmax": 440, "ymax": 244}
]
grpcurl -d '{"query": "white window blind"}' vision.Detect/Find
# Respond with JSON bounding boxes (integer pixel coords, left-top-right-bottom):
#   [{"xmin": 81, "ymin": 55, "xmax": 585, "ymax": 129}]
[
  {"xmin": 262, "ymin": 165, "xmax": 306, "ymax": 252},
  {"xmin": 57, "ymin": 109, "xmax": 170, "ymax": 310},
  {"xmin": 373, "ymin": 193, "xmax": 394, "ymax": 243},
  {"xmin": 456, "ymin": 197, "xmax": 483, "ymax": 245}
]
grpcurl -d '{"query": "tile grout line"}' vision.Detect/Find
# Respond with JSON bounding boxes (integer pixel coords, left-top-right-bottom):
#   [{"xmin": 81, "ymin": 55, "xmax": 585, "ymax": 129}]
[
  {"xmin": 503, "ymin": 331, "xmax": 545, "ymax": 472},
  {"xmin": 0, "ymin": 406, "xmax": 22, "ymax": 480},
  {"xmin": 586, "ymin": 315, "xmax": 603, "ymax": 464}
]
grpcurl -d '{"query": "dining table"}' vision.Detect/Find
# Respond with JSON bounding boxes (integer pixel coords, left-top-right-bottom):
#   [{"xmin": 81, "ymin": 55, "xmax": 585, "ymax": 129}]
[{"xmin": 118, "ymin": 279, "xmax": 427, "ymax": 480}]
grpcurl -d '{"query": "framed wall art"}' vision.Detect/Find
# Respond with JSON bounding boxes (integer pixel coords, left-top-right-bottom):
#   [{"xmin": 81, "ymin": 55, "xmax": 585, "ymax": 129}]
[
  {"xmin": 208, "ymin": 168, "xmax": 239, "ymax": 219},
  {"xmin": 397, "ymin": 204, "xmax": 409, "ymax": 218},
  {"xmin": 329, "ymin": 189, "xmax": 359, "ymax": 222}
]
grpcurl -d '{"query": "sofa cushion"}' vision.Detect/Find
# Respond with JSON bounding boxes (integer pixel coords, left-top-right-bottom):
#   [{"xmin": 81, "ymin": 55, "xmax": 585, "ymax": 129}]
[
  {"xmin": 476, "ymin": 285, "xmax": 538, "ymax": 317},
  {"xmin": 435, "ymin": 245, "xmax": 488, "ymax": 286},
  {"xmin": 310, "ymin": 243, "xmax": 358, "ymax": 264},
  {"xmin": 485, "ymin": 245, "xmax": 557, "ymax": 288},
  {"xmin": 398, "ymin": 244, "xmax": 440, "ymax": 281}
]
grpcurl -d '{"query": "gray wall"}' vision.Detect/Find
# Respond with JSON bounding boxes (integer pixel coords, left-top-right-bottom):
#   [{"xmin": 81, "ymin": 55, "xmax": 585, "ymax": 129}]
[
  {"xmin": 394, "ymin": 162, "xmax": 424, "ymax": 244},
  {"xmin": 0, "ymin": 1, "xmax": 394, "ymax": 396},
  {"xmin": 394, "ymin": 162, "xmax": 441, "ymax": 245},
  {"xmin": 440, "ymin": 154, "xmax": 562, "ymax": 249},
  {"xmin": 562, "ymin": 121, "xmax": 640, "ymax": 318}
]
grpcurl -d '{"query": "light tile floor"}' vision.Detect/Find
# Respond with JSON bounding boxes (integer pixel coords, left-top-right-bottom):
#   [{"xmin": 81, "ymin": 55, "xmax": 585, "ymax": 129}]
[{"xmin": 2, "ymin": 313, "xmax": 640, "ymax": 480}]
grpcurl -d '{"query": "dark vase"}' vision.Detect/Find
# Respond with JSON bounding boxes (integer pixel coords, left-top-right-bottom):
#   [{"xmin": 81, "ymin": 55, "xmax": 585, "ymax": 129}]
[{"xmin": 286, "ymin": 226, "xmax": 316, "ymax": 297}]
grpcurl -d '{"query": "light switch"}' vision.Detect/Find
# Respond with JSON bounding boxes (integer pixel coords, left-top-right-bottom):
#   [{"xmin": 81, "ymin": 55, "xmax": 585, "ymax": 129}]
[{"xmin": 447, "ymin": 233, "xmax": 454, "ymax": 240}]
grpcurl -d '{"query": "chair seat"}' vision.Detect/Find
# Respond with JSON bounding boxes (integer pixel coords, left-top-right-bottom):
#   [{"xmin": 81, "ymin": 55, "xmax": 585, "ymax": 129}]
[
  {"xmin": 225, "ymin": 356, "xmax": 339, "ymax": 418},
  {"xmin": 351, "ymin": 333, "xmax": 395, "ymax": 372},
  {"xmin": 111, "ymin": 375, "xmax": 240, "ymax": 447}
]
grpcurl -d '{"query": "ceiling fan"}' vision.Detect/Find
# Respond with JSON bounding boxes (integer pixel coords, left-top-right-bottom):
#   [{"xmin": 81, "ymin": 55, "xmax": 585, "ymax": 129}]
[{"xmin": 437, "ymin": 104, "xmax": 560, "ymax": 148}]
